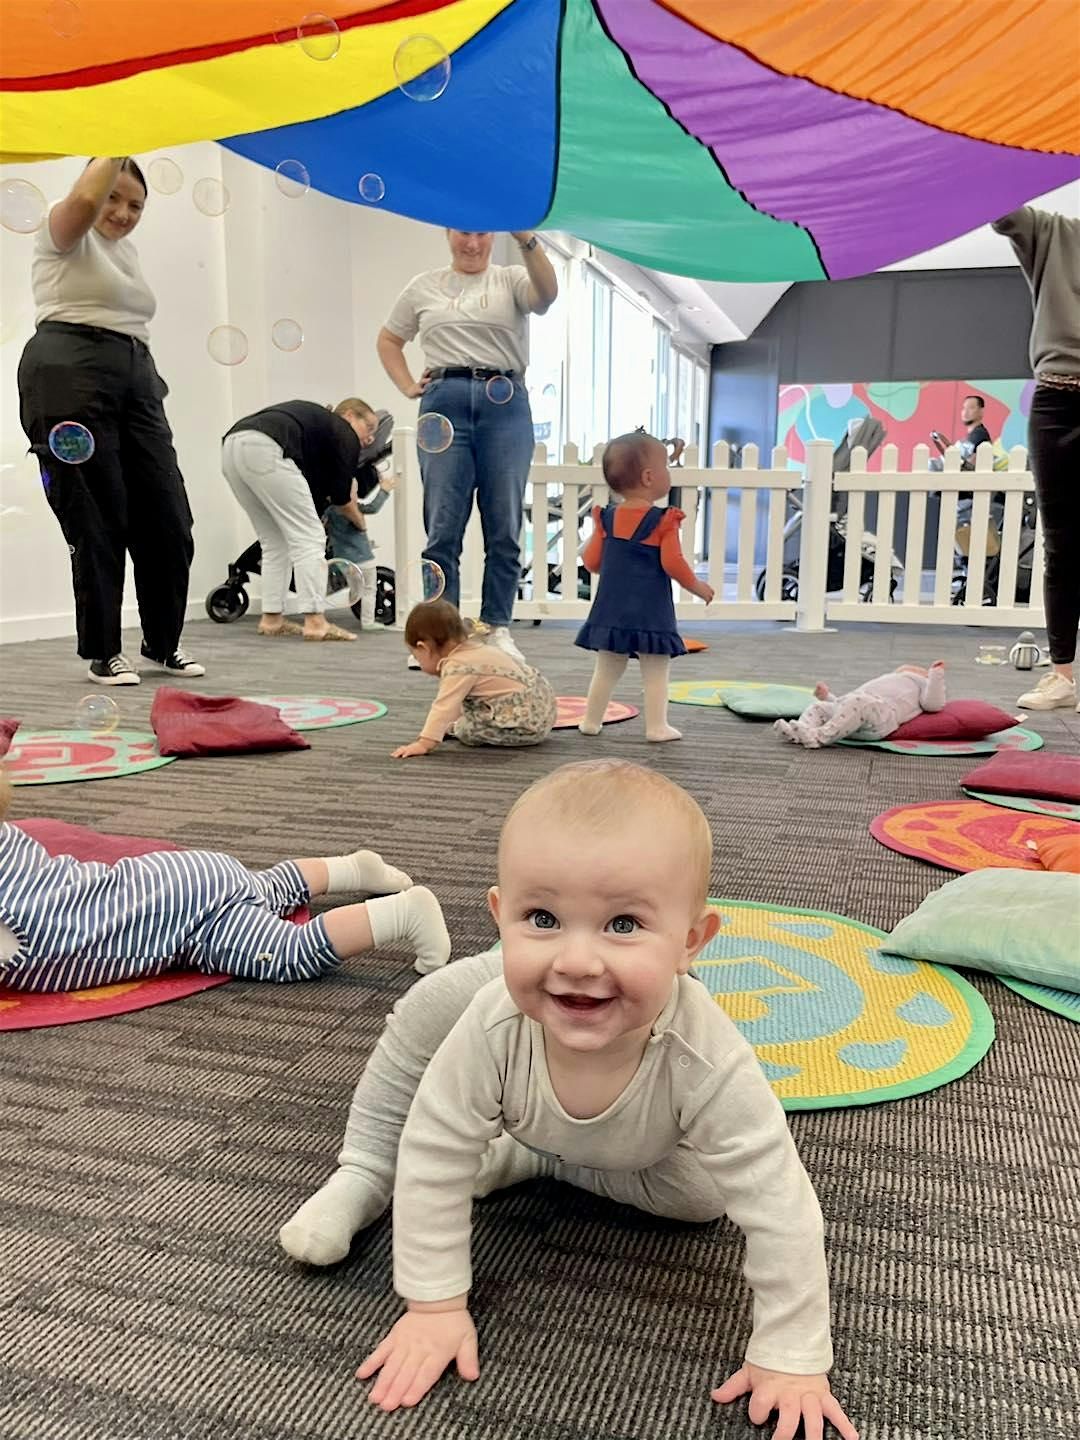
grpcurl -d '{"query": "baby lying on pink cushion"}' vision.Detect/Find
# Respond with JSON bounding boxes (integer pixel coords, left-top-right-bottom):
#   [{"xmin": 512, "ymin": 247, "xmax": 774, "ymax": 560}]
[{"xmin": 775, "ymin": 662, "xmax": 945, "ymax": 749}]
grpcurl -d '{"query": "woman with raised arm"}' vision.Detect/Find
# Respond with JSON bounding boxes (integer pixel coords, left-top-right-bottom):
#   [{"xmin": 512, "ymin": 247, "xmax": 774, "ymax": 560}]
[
  {"xmin": 17, "ymin": 157, "xmax": 203, "ymax": 686},
  {"xmin": 377, "ymin": 230, "xmax": 558, "ymax": 664}
]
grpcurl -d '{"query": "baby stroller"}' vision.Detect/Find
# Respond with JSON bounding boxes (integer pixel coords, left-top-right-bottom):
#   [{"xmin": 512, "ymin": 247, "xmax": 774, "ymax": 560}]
[
  {"xmin": 754, "ymin": 417, "xmax": 902, "ymax": 601},
  {"xmin": 205, "ymin": 410, "xmax": 397, "ymax": 626},
  {"xmin": 951, "ymin": 490, "xmax": 1037, "ymax": 606}
]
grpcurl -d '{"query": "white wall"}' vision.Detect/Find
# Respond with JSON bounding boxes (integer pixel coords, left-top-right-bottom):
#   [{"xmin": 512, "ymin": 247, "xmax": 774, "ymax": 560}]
[
  {"xmin": 886, "ymin": 180, "xmax": 1080, "ymax": 270},
  {"xmin": 0, "ymin": 145, "xmax": 449, "ymax": 645}
]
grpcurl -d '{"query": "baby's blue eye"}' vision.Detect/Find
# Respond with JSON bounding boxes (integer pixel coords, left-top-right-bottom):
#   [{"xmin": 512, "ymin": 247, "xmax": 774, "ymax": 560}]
[
  {"xmin": 608, "ymin": 915, "xmax": 638, "ymax": 935},
  {"xmin": 527, "ymin": 909, "xmax": 558, "ymax": 930}
]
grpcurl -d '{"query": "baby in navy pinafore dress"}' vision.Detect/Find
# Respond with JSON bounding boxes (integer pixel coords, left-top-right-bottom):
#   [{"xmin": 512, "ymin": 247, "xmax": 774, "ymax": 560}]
[{"xmin": 575, "ymin": 432, "xmax": 713, "ymax": 741}]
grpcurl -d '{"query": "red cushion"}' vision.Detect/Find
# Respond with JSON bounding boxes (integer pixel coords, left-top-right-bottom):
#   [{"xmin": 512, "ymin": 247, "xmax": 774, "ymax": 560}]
[
  {"xmin": 150, "ymin": 688, "xmax": 309, "ymax": 758},
  {"xmin": 891, "ymin": 700, "xmax": 1019, "ymax": 741},
  {"xmin": 0, "ymin": 718, "xmax": 19, "ymax": 758},
  {"xmin": 12, "ymin": 819, "xmax": 310, "ymax": 923},
  {"xmin": 962, "ymin": 751, "xmax": 1080, "ymax": 803},
  {"xmin": 15, "ymin": 818, "xmax": 183, "ymax": 862}
]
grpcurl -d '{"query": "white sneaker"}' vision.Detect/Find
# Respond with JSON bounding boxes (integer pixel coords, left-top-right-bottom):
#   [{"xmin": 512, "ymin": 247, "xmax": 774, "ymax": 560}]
[
  {"xmin": 87, "ymin": 655, "xmax": 140, "ymax": 686},
  {"xmin": 489, "ymin": 626, "xmax": 525, "ymax": 665},
  {"xmin": 1017, "ymin": 671, "xmax": 1076, "ymax": 710}
]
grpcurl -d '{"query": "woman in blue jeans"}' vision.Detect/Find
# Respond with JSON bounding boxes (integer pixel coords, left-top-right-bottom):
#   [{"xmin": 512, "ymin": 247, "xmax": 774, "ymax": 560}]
[{"xmin": 377, "ymin": 230, "xmax": 558, "ymax": 662}]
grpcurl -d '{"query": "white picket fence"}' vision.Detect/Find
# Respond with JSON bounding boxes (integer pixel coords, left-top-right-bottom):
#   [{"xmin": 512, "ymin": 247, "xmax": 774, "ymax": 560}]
[{"xmin": 389, "ymin": 430, "xmax": 1044, "ymax": 631}]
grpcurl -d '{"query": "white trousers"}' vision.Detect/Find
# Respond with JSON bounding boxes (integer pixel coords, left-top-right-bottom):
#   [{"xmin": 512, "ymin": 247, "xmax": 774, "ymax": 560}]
[{"xmin": 221, "ymin": 431, "xmax": 327, "ymax": 614}]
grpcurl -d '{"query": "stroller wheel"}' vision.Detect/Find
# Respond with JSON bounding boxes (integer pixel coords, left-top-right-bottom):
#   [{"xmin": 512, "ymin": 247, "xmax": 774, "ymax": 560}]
[
  {"xmin": 353, "ymin": 564, "xmax": 396, "ymax": 627},
  {"xmin": 205, "ymin": 584, "xmax": 249, "ymax": 624},
  {"xmin": 755, "ymin": 568, "xmax": 799, "ymax": 602}
]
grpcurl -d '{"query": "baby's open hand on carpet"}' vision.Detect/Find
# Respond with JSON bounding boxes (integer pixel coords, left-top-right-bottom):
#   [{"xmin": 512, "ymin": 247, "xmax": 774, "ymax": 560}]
[
  {"xmin": 357, "ymin": 1306, "xmax": 479, "ymax": 1411},
  {"xmin": 712, "ymin": 1363, "xmax": 858, "ymax": 1440}
]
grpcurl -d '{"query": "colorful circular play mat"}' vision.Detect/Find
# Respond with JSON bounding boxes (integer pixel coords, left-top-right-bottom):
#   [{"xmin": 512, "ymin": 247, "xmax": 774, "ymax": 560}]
[
  {"xmin": 669, "ymin": 679, "xmax": 811, "ymax": 708},
  {"xmin": 998, "ymin": 978, "xmax": 1080, "ymax": 1024},
  {"xmin": 839, "ymin": 726, "xmax": 1043, "ymax": 757},
  {"xmin": 693, "ymin": 899, "xmax": 993, "ymax": 1109},
  {"xmin": 0, "ymin": 973, "xmax": 230, "ymax": 1030},
  {"xmin": 553, "ymin": 697, "xmax": 639, "ymax": 730},
  {"xmin": 6, "ymin": 730, "xmax": 175, "ymax": 786},
  {"xmin": 242, "ymin": 696, "xmax": 387, "ymax": 731},
  {"xmin": 962, "ymin": 788, "xmax": 1080, "ymax": 823},
  {"xmin": 870, "ymin": 800, "xmax": 1077, "ymax": 873}
]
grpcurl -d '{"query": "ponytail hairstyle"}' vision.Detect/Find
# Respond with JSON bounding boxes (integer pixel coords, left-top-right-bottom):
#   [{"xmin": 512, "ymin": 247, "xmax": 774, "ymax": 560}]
[{"xmin": 403, "ymin": 599, "xmax": 471, "ymax": 651}]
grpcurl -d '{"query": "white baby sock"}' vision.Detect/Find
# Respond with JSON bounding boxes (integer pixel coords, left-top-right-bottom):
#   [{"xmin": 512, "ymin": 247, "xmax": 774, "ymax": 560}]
[
  {"xmin": 279, "ymin": 1168, "xmax": 387, "ymax": 1266},
  {"xmin": 323, "ymin": 849, "xmax": 412, "ymax": 896},
  {"xmin": 366, "ymin": 886, "xmax": 451, "ymax": 974}
]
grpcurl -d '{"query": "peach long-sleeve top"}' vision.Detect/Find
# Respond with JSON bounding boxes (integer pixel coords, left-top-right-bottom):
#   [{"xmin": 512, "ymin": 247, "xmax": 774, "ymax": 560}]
[{"xmin": 420, "ymin": 639, "xmax": 527, "ymax": 744}]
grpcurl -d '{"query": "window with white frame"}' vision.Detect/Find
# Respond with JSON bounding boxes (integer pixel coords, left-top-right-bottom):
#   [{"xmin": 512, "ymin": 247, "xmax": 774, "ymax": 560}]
[
  {"xmin": 525, "ymin": 250, "xmax": 569, "ymax": 463},
  {"xmin": 530, "ymin": 247, "xmax": 710, "ymax": 466}
]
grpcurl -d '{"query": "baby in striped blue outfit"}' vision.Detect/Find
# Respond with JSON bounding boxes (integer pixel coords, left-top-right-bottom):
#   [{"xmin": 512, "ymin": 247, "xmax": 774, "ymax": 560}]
[{"xmin": 0, "ymin": 767, "xmax": 450, "ymax": 993}]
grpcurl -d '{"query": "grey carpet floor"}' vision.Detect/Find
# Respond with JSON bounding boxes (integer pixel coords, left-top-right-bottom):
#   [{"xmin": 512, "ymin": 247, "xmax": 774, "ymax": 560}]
[{"xmin": 1, "ymin": 615, "xmax": 1077, "ymax": 1440}]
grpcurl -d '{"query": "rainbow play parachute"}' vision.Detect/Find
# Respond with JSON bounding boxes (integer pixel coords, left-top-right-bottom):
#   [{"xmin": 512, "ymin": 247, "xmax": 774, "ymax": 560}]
[{"xmin": 2, "ymin": 0, "xmax": 1078, "ymax": 280}]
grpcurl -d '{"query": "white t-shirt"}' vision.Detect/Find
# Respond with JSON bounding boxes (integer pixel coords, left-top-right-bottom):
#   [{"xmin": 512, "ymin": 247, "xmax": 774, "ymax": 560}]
[
  {"xmin": 392, "ymin": 972, "xmax": 834, "ymax": 1375},
  {"xmin": 384, "ymin": 264, "xmax": 531, "ymax": 373},
  {"xmin": 33, "ymin": 203, "xmax": 156, "ymax": 342}
]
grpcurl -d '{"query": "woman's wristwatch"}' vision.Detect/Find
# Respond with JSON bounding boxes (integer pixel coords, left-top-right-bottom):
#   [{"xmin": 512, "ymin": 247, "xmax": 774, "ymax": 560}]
[{"xmin": 518, "ymin": 234, "xmax": 539, "ymax": 252}]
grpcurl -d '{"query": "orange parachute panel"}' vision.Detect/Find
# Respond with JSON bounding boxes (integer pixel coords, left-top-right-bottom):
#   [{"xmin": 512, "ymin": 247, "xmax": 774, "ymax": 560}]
[
  {"xmin": 663, "ymin": 0, "xmax": 1080, "ymax": 154},
  {"xmin": 0, "ymin": 0, "xmax": 447, "ymax": 82}
]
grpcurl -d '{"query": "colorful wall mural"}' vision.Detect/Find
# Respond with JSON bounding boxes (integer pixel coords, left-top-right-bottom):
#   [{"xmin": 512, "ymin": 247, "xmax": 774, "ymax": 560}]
[{"xmin": 777, "ymin": 379, "xmax": 1034, "ymax": 470}]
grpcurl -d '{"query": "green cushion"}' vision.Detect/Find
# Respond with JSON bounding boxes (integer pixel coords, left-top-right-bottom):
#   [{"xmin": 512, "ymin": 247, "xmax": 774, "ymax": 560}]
[
  {"xmin": 719, "ymin": 684, "xmax": 814, "ymax": 719},
  {"xmin": 883, "ymin": 869, "xmax": 1080, "ymax": 993}
]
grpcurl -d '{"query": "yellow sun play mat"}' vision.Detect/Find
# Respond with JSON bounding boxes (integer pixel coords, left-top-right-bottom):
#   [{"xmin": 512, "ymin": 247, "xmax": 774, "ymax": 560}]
[{"xmin": 693, "ymin": 899, "xmax": 994, "ymax": 1110}]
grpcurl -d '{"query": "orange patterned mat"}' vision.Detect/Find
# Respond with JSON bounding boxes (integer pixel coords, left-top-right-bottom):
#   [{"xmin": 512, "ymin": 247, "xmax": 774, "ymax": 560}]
[{"xmin": 870, "ymin": 799, "xmax": 1076, "ymax": 873}]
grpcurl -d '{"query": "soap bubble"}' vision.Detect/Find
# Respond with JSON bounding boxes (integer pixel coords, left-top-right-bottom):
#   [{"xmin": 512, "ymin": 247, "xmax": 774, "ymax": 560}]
[
  {"xmin": 207, "ymin": 326, "xmax": 249, "ymax": 366},
  {"xmin": 485, "ymin": 375, "xmax": 514, "ymax": 405},
  {"xmin": 394, "ymin": 34, "xmax": 451, "ymax": 101},
  {"xmin": 75, "ymin": 694, "xmax": 119, "ymax": 735},
  {"xmin": 417, "ymin": 413, "xmax": 454, "ymax": 454},
  {"xmin": 274, "ymin": 159, "xmax": 310, "ymax": 198},
  {"xmin": 421, "ymin": 559, "xmax": 446, "ymax": 602},
  {"xmin": 0, "ymin": 179, "xmax": 46, "ymax": 235},
  {"xmin": 271, "ymin": 318, "xmax": 304, "ymax": 352},
  {"xmin": 298, "ymin": 13, "xmax": 340, "ymax": 60},
  {"xmin": 325, "ymin": 558, "xmax": 366, "ymax": 607},
  {"xmin": 193, "ymin": 178, "xmax": 229, "ymax": 216},
  {"xmin": 48, "ymin": 421, "xmax": 95, "ymax": 465},
  {"xmin": 47, "ymin": 0, "xmax": 82, "ymax": 37},
  {"xmin": 147, "ymin": 157, "xmax": 183, "ymax": 195},
  {"xmin": 358, "ymin": 173, "xmax": 385, "ymax": 204}
]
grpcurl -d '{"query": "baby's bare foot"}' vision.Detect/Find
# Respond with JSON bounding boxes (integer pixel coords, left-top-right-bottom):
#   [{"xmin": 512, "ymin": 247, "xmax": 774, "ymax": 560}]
[{"xmin": 646, "ymin": 725, "xmax": 683, "ymax": 743}]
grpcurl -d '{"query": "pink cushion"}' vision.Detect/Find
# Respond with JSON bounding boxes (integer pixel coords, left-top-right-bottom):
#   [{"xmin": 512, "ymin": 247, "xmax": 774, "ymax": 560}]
[
  {"xmin": 0, "ymin": 718, "xmax": 19, "ymax": 758},
  {"xmin": 891, "ymin": 700, "xmax": 1018, "ymax": 741},
  {"xmin": 962, "ymin": 751, "xmax": 1080, "ymax": 803},
  {"xmin": 150, "ymin": 688, "xmax": 309, "ymax": 758}
]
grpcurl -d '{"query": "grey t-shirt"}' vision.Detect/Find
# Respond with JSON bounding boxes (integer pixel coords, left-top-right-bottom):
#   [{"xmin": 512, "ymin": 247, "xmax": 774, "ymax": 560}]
[
  {"xmin": 384, "ymin": 264, "xmax": 532, "ymax": 372},
  {"xmin": 993, "ymin": 207, "xmax": 1080, "ymax": 377},
  {"xmin": 33, "ymin": 203, "xmax": 156, "ymax": 342}
]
